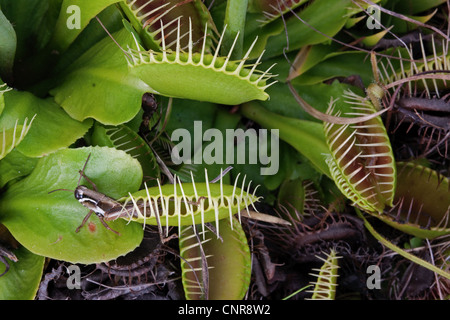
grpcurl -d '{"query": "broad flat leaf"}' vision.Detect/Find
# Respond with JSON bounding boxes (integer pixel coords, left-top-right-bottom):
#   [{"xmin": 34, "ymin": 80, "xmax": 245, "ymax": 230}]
[
  {"xmin": 262, "ymin": 81, "xmax": 360, "ymax": 122},
  {"xmin": 0, "ymin": 8, "xmax": 16, "ymax": 79},
  {"xmin": 0, "ymin": 146, "xmax": 144, "ymax": 264},
  {"xmin": 290, "ymin": 52, "xmax": 374, "ymax": 86},
  {"xmin": 50, "ymin": 28, "xmax": 151, "ymax": 125},
  {"xmin": 0, "ymin": 149, "xmax": 37, "ymax": 188},
  {"xmin": 262, "ymin": 0, "xmax": 352, "ymax": 59},
  {"xmin": 51, "ymin": 5, "xmax": 124, "ymax": 76},
  {"xmin": 392, "ymin": 0, "xmax": 446, "ymax": 15},
  {"xmin": 0, "ymin": 0, "xmax": 52, "ymax": 61},
  {"xmin": 0, "ymin": 89, "xmax": 92, "ymax": 157},
  {"xmin": 91, "ymin": 123, "xmax": 161, "ymax": 183},
  {"xmin": 0, "ymin": 246, "xmax": 45, "ymax": 300},
  {"xmin": 241, "ymin": 101, "xmax": 331, "ymax": 178}
]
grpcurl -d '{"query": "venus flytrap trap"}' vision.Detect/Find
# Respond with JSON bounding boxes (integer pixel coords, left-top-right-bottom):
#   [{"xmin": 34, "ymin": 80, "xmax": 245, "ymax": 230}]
[
  {"xmin": 307, "ymin": 249, "xmax": 341, "ymax": 300},
  {"xmin": 179, "ymin": 216, "xmax": 251, "ymax": 300},
  {"xmin": 127, "ymin": 18, "xmax": 277, "ymax": 104},
  {"xmin": 91, "ymin": 123, "xmax": 161, "ymax": 185},
  {"xmin": 374, "ymin": 35, "xmax": 450, "ymax": 164},
  {"xmin": 323, "ymin": 89, "xmax": 396, "ymax": 214},
  {"xmin": 0, "ymin": 116, "xmax": 35, "ymax": 160},
  {"xmin": 248, "ymin": 0, "xmax": 308, "ymax": 25},
  {"xmin": 115, "ymin": 0, "xmax": 277, "ymax": 105},
  {"xmin": 0, "ymin": 82, "xmax": 37, "ymax": 161},
  {"xmin": 376, "ymin": 162, "xmax": 450, "ymax": 239},
  {"xmin": 119, "ymin": 0, "xmax": 215, "ymax": 52},
  {"xmin": 112, "ymin": 171, "xmax": 261, "ymax": 236}
]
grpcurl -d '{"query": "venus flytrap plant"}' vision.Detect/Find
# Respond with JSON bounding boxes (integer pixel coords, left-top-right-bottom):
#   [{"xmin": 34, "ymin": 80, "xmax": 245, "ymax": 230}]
[
  {"xmin": 0, "ymin": 246, "xmax": 45, "ymax": 300},
  {"xmin": 179, "ymin": 216, "xmax": 251, "ymax": 300},
  {"xmin": 248, "ymin": 0, "xmax": 308, "ymax": 25},
  {"xmin": 377, "ymin": 162, "xmax": 450, "ymax": 239},
  {"xmin": 112, "ymin": 172, "xmax": 261, "ymax": 237},
  {"xmin": 0, "ymin": 116, "xmax": 35, "ymax": 161},
  {"xmin": 323, "ymin": 89, "xmax": 396, "ymax": 214},
  {"xmin": 241, "ymin": 101, "xmax": 331, "ymax": 178},
  {"xmin": 119, "ymin": 0, "xmax": 215, "ymax": 52},
  {"xmin": 91, "ymin": 123, "xmax": 161, "ymax": 185},
  {"xmin": 0, "ymin": 0, "xmax": 448, "ymax": 301},
  {"xmin": 0, "ymin": 147, "xmax": 144, "ymax": 264},
  {"xmin": 307, "ymin": 249, "xmax": 341, "ymax": 300},
  {"xmin": 127, "ymin": 18, "xmax": 277, "ymax": 104},
  {"xmin": 0, "ymin": 83, "xmax": 36, "ymax": 161}
]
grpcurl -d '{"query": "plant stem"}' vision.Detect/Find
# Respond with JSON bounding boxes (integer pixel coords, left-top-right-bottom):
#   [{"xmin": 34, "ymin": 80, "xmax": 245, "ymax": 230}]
[
  {"xmin": 355, "ymin": 209, "xmax": 450, "ymax": 280},
  {"xmin": 222, "ymin": 0, "xmax": 248, "ymax": 59}
]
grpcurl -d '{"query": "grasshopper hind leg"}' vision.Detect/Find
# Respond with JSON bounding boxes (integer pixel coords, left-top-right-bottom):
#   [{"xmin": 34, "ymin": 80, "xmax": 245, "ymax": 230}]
[
  {"xmin": 75, "ymin": 210, "xmax": 121, "ymax": 236},
  {"xmin": 98, "ymin": 216, "xmax": 121, "ymax": 236}
]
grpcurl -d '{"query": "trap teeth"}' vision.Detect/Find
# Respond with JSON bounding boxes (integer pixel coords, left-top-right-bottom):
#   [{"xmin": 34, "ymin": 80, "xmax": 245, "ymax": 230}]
[
  {"xmin": 370, "ymin": 162, "xmax": 450, "ymax": 239},
  {"xmin": 126, "ymin": 17, "xmax": 275, "ymax": 105},
  {"xmin": 323, "ymin": 92, "xmax": 396, "ymax": 214},
  {"xmin": 116, "ymin": 174, "xmax": 260, "ymax": 238}
]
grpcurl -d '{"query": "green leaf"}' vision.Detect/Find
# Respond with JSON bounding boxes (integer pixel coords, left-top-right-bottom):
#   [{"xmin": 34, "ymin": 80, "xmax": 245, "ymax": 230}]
[
  {"xmin": 0, "ymin": 0, "xmax": 54, "ymax": 61},
  {"xmin": 50, "ymin": 28, "xmax": 151, "ymax": 125},
  {"xmin": 0, "ymin": 121, "xmax": 34, "ymax": 161},
  {"xmin": 0, "ymin": 90, "xmax": 92, "ymax": 157},
  {"xmin": 0, "ymin": 149, "xmax": 37, "ymax": 188},
  {"xmin": 262, "ymin": 0, "xmax": 352, "ymax": 59},
  {"xmin": 0, "ymin": 146, "xmax": 144, "ymax": 264},
  {"xmin": 0, "ymin": 8, "xmax": 16, "ymax": 80},
  {"xmin": 91, "ymin": 123, "xmax": 161, "ymax": 184},
  {"xmin": 222, "ymin": 0, "xmax": 248, "ymax": 59},
  {"xmin": 290, "ymin": 51, "xmax": 374, "ymax": 86},
  {"xmin": 261, "ymin": 81, "xmax": 361, "ymax": 122},
  {"xmin": 241, "ymin": 101, "xmax": 331, "ymax": 178},
  {"xmin": 48, "ymin": 0, "xmax": 121, "ymax": 53},
  {"xmin": 243, "ymin": 13, "xmax": 285, "ymax": 60},
  {"xmin": 390, "ymin": 0, "xmax": 446, "ymax": 15},
  {"xmin": 0, "ymin": 246, "xmax": 45, "ymax": 300},
  {"xmin": 52, "ymin": 5, "xmax": 123, "ymax": 75}
]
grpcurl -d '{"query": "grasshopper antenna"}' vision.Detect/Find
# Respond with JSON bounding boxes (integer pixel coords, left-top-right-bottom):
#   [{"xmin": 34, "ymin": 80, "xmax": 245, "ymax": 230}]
[{"xmin": 95, "ymin": 16, "xmax": 133, "ymax": 61}]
